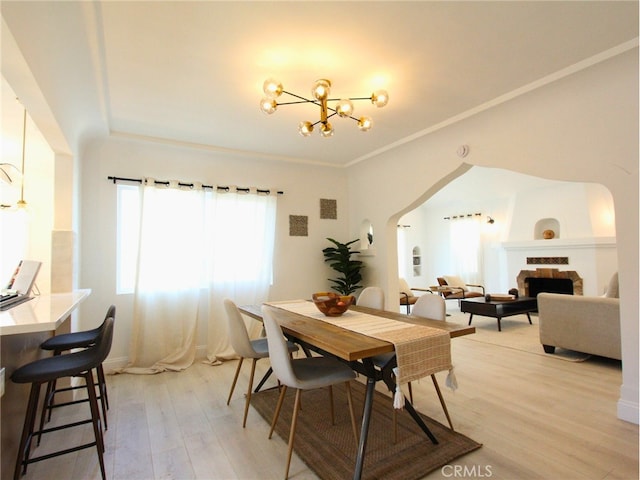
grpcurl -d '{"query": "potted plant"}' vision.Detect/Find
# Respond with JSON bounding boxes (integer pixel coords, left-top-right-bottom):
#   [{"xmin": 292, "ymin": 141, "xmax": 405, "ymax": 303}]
[{"xmin": 322, "ymin": 238, "xmax": 364, "ymax": 296}]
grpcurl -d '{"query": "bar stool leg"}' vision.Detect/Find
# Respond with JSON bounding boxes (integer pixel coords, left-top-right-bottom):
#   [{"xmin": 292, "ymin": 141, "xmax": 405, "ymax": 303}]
[
  {"xmin": 37, "ymin": 379, "xmax": 55, "ymax": 445},
  {"xmin": 38, "ymin": 366, "xmax": 109, "ymax": 442},
  {"xmin": 97, "ymin": 364, "xmax": 109, "ymax": 410},
  {"xmin": 14, "ymin": 382, "xmax": 42, "ymax": 480},
  {"xmin": 83, "ymin": 370, "xmax": 106, "ymax": 476}
]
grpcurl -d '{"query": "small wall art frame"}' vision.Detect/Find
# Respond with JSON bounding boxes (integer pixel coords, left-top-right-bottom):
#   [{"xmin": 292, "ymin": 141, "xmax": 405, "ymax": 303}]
[{"xmin": 289, "ymin": 215, "xmax": 308, "ymax": 236}]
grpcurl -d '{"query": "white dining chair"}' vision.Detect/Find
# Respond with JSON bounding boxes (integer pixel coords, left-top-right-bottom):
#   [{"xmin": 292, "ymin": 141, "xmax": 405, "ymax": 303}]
[
  {"xmin": 224, "ymin": 299, "xmax": 298, "ymax": 428},
  {"xmin": 412, "ymin": 292, "xmax": 446, "ymax": 320},
  {"xmin": 373, "ymin": 293, "xmax": 454, "ymax": 441},
  {"xmin": 261, "ymin": 305, "xmax": 359, "ymax": 480},
  {"xmin": 357, "ymin": 286, "xmax": 385, "ymax": 310}
]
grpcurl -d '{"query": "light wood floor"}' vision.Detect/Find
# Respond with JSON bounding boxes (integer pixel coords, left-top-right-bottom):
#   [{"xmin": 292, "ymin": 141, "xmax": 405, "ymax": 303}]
[{"xmin": 15, "ymin": 314, "xmax": 639, "ymax": 480}]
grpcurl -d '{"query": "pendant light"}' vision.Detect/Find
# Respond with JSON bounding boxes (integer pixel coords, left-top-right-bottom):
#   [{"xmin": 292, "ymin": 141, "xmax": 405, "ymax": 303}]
[
  {"xmin": 0, "ymin": 104, "xmax": 28, "ymax": 210},
  {"xmin": 16, "ymin": 106, "xmax": 28, "ymax": 209}
]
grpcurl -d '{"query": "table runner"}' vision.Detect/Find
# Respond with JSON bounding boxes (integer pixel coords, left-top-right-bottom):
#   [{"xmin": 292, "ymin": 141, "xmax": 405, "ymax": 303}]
[{"xmin": 265, "ymin": 300, "xmax": 456, "ymax": 407}]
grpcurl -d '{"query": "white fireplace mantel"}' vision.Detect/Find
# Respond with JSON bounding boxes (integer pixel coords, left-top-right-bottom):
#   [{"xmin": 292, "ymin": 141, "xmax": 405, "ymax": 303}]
[
  {"xmin": 502, "ymin": 236, "xmax": 616, "ymax": 251},
  {"xmin": 501, "ymin": 236, "xmax": 617, "ymax": 296}
]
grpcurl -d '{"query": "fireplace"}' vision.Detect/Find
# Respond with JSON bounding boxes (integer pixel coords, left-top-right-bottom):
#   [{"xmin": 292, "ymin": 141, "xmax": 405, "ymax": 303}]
[
  {"xmin": 517, "ymin": 268, "xmax": 583, "ymax": 297},
  {"xmin": 526, "ymin": 277, "xmax": 574, "ymax": 297}
]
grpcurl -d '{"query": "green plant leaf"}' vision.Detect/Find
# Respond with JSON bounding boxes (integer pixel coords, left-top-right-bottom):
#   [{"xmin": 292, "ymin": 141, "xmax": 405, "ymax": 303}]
[{"xmin": 322, "ymin": 238, "xmax": 365, "ymax": 295}]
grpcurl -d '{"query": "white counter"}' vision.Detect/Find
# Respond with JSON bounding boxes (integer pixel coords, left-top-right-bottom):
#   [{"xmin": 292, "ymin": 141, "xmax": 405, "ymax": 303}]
[{"xmin": 0, "ymin": 289, "xmax": 91, "ymax": 336}]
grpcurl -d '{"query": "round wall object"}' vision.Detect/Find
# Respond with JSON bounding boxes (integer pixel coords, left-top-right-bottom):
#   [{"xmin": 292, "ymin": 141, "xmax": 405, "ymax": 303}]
[
  {"xmin": 457, "ymin": 145, "xmax": 469, "ymax": 158},
  {"xmin": 543, "ymin": 229, "xmax": 555, "ymax": 239}
]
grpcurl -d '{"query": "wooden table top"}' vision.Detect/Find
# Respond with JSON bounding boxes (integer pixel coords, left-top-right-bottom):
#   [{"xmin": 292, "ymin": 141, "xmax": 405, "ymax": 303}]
[{"xmin": 240, "ymin": 303, "xmax": 475, "ymax": 362}]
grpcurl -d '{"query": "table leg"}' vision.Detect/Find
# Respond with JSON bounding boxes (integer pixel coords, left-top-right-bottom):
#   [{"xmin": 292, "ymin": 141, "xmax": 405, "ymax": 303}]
[
  {"xmin": 354, "ymin": 376, "xmax": 376, "ymax": 480},
  {"xmin": 497, "ymin": 317, "xmax": 502, "ymax": 332},
  {"xmin": 403, "ymin": 400, "xmax": 438, "ymax": 444},
  {"xmin": 526, "ymin": 312, "xmax": 532, "ymax": 324},
  {"xmin": 467, "ymin": 313, "xmax": 474, "ymax": 326},
  {"xmin": 380, "ymin": 360, "xmax": 438, "ymax": 445},
  {"xmin": 253, "ymin": 367, "xmax": 272, "ymax": 393}
]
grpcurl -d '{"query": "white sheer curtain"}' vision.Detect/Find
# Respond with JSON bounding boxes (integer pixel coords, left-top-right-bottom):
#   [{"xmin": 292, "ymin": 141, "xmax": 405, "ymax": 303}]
[
  {"xmin": 449, "ymin": 216, "xmax": 482, "ymax": 285},
  {"xmin": 119, "ymin": 180, "xmax": 276, "ymax": 374},
  {"xmin": 203, "ymin": 188, "xmax": 276, "ymax": 364}
]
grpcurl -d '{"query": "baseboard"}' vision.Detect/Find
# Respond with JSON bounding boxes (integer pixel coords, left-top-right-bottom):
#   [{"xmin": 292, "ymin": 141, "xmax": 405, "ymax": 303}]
[{"xmin": 617, "ymin": 398, "xmax": 639, "ymax": 424}]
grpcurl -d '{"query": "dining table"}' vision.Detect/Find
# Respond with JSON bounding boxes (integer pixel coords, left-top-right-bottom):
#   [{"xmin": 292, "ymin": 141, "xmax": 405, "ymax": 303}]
[{"xmin": 239, "ymin": 302, "xmax": 475, "ymax": 480}]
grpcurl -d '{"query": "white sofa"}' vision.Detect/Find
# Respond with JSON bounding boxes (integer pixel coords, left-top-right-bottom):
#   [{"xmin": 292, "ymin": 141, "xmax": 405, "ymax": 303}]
[{"xmin": 537, "ymin": 274, "xmax": 621, "ymax": 360}]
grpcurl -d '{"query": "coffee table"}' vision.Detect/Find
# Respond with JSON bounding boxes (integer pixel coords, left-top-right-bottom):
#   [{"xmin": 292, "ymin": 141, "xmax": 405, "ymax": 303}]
[{"xmin": 460, "ymin": 297, "xmax": 537, "ymax": 331}]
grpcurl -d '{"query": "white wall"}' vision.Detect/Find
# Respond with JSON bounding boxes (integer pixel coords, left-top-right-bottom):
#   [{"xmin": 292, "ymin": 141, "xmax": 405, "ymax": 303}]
[
  {"xmin": 346, "ymin": 50, "xmax": 638, "ymax": 423},
  {"xmin": 79, "ymin": 135, "xmax": 349, "ymax": 363}
]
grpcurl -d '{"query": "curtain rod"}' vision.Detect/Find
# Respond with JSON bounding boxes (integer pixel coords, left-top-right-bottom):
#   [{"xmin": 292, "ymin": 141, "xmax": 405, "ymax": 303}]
[
  {"xmin": 443, "ymin": 212, "xmax": 482, "ymax": 220},
  {"xmin": 107, "ymin": 176, "xmax": 284, "ymax": 195}
]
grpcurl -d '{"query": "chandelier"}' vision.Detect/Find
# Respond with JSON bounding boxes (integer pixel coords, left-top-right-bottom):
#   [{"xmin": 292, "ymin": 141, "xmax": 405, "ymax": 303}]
[{"xmin": 260, "ymin": 78, "xmax": 389, "ymax": 137}]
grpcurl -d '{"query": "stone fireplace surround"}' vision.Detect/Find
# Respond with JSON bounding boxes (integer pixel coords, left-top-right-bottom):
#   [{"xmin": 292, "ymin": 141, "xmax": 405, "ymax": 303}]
[{"xmin": 517, "ymin": 268, "xmax": 584, "ymax": 297}]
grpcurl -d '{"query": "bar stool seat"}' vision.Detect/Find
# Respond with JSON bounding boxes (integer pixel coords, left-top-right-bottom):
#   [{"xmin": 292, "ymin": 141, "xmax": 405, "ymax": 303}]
[
  {"xmin": 38, "ymin": 306, "xmax": 115, "ymax": 432},
  {"xmin": 11, "ymin": 317, "xmax": 114, "ymax": 480}
]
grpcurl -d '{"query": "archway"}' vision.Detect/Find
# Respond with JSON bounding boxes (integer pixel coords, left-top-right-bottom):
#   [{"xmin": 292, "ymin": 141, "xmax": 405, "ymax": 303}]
[{"xmin": 395, "ymin": 166, "xmax": 617, "ymax": 298}]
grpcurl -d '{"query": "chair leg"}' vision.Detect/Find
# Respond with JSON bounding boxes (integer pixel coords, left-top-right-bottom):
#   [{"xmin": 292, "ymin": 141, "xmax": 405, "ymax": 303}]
[
  {"xmin": 269, "ymin": 385, "xmax": 287, "ymax": 439},
  {"xmin": 344, "ymin": 382, "xmax": 359, "ymax": 446},
  {"xmin": 97, "ymin": 363, "xmax": 109, "ymax": 410},
  {"xmin": 46, "ymin": 378, "xmax": 59, "ymax": 423},
  {"xmin": 100, "ymin": 364, "xmax": 109, "ymax": 408},
  {"xmin": 431, "ymin": 374, "xmax": 454, "ymax": 430},
  {"xmin": 37, "ymin": 379, "xmax": 55, "ymax": 445},
  {"xmin": 14, "ymin": 382, "xmax": 42, "ymax": 480},
  {"xmin": 242, "ymin": 358, "xmax": 258, "ymax": 428},
  {"xmin": 86, "ymin": 368, "xmax": 109, "ymax": 431},
  {"xmin": 226, "ymin": 357, "xmax": 244, "ymax": 405},
  {"xmin": 37, "ymin": 373, "xmax": 107, "ymax": 443},
  {"xmin": 284, "ymin": 389, "xmax": 302, "ymax": 480},
  {"xmin": 83, "ymin": 371, "xmax": 106, "ymax": 479},
  {"xmin": 408, "ymin": 381, "xmax": 414, "ymax": 404}
]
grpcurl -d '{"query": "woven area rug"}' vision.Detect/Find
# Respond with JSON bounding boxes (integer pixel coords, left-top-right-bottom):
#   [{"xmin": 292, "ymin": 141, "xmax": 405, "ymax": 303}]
[{"xmin": 250, "ymin": 381, "xmax": 481, "ymax": 480}]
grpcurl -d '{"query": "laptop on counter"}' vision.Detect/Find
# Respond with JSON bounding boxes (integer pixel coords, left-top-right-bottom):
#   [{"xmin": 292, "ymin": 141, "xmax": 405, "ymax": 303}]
[{"xmin": 0, "ymin": 260, "xmax": 41, "ymax": 311}]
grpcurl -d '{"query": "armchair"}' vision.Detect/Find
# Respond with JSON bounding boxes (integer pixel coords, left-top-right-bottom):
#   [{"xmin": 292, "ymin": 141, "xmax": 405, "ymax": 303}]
[
  {"xmin": 433, "ymin": 275, "xmax": 485, "ymax": 301},
  {"xmin": 399, "ymin": 277, "xmax": 432, "ymax": 314}
]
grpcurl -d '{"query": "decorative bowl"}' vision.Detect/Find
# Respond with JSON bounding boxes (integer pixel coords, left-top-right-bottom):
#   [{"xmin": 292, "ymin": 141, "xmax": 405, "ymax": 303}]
[{"xmin": 312, "ymin": 292, "xmax": 354, "ymax": 317}]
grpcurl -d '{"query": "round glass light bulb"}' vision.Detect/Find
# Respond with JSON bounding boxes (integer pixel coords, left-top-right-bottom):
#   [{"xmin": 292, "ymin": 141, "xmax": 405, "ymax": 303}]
[
  {"xmin": 320, "ymin": 122, "xmax": 334, "ymax": 137},
  {"xmin": 371, "ymin": 90, "xmax": 389, "ymax": 108},
  {"xmin": 335, "ymin": 99, "xmax": 354, "ymax": 118},
  {"xmin": 263, "ymin": 78, "xmax": 283, "ymax": 97},
  {"xmin": 312, "ymin": 79, "xmax": 331, "ymax": 101},
  {"xmin": 298, "ymin": 121, "xmax": 314, "ymax": 137},
  {"xmin": 260, "ymin": 98, "xmax": 278, "ymax": 114},
  {"xmin": 358, "ymin": 116, "xmax": 373, "ymax": 131}
]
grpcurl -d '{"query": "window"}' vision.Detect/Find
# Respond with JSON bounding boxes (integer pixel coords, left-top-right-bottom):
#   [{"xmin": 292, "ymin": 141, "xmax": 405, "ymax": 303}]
[
  {"xmin": 449, "ymin": 217, "xmax": 481, "ymax": 284},
  {"xmin": 116, "ymin": 183, "xmax": 276, "ymax": 295}
]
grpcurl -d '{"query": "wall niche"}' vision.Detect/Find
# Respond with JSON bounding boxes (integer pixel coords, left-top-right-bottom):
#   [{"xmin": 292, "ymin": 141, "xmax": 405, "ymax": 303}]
[
  {"xmin": 534, "ymin": 218, "xmax": 560, "ymax": 240},
  {"xmin": 412, "ymin": 246, "xmax": 421, "ymax": 276}
]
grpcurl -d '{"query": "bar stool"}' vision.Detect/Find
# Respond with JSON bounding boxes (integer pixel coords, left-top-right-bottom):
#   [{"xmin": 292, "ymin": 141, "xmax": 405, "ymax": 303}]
[
  {"xmin": 38, "ymin": 305, "xmax": 115, "ymax": 434},
  {"xmin": 11, "ymin": 317, "xmax": 114, "ymax": 480}
]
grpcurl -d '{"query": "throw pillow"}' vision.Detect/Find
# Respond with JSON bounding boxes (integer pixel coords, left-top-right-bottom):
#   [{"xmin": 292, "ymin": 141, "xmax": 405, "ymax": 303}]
[
  {"xmin": 399, "ymin": 278, "xmax": 413, "ymax": 296},
  {"xmin": 443, "ymin": 275, "xmax": 468, "ymax": 292}
]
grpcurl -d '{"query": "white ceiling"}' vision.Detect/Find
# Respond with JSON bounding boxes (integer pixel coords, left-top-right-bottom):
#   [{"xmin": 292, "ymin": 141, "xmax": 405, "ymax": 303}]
[{"xmin": 1, "ymin": 1, "xmax": 638, "ymax": 168}]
